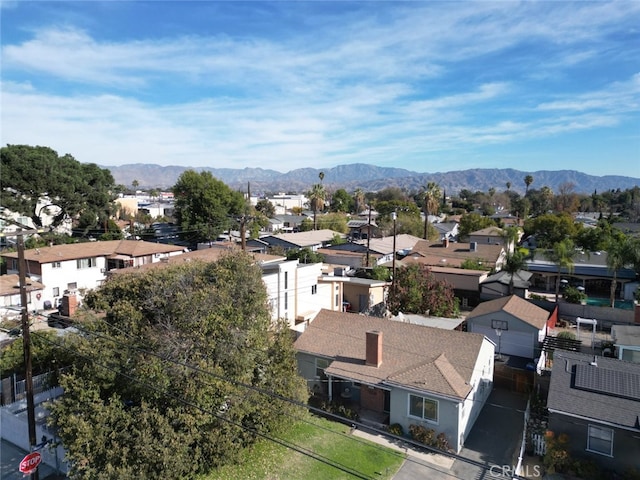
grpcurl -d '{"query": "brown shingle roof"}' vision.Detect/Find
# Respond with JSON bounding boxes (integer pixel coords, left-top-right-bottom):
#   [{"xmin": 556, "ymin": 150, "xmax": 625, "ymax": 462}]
[
  {"xmin": 408, "ymin": 240, "xmax": 503, "ymax": 268},
  {"xmin": 295, "ymin": 309, "xmax": 487, "ymax": 400},
  {"xmin": 1, "ymin": 240, "xmax": 185, "ymax": 264},
  {"xmin": 465, "ymin": 295, "xmax": 549, "ymax": 329},
  {"xmin": 0, "ymin": 274, "xmax": 45, "ymax": 296}
]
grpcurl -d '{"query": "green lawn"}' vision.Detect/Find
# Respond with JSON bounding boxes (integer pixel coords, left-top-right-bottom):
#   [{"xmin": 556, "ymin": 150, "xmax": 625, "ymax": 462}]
[{"xmin": 204, "ymin": 414, "xmax": 405, "ymax": 480}]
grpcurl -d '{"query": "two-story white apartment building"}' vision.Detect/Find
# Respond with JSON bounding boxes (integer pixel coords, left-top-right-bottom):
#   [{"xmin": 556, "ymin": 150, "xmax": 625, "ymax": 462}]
[{"xmin": 1, "ymin": 240, "xmax": 187, "ymax": 311}]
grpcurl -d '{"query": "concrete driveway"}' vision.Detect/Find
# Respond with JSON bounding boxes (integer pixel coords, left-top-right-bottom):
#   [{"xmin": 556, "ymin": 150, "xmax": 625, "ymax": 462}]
[
  {"xmin": 393, "ymin": 388, "xmax": 531, "ymax": 480},
  {"xmin": 450, "ymin": 388, "xmax": 531, "ymax": 480}
]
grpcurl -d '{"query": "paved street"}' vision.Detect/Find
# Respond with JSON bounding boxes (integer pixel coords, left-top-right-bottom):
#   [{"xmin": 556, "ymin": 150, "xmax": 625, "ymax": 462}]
[{"xmin": 1, "ymin": 440, "xmax": 63, "ymax": 480}]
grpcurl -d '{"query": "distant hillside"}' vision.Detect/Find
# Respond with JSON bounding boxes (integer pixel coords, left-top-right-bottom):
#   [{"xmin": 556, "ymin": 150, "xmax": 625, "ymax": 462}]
[{"xmin": 105, "ymin": 163, "xmax": 640, "ymax": 195}]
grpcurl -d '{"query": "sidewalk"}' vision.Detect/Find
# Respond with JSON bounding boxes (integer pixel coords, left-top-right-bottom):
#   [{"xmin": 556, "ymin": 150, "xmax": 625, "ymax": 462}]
[{"xmin": 351, "ymin": 427, "xmax": 454, "ymax": 470}]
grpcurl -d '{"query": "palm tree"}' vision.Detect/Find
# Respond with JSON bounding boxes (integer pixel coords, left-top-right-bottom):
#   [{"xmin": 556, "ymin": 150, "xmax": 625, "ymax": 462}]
[
  {"xmin": 524, "ymin": 175, "xmax": 533, "ymax": 195},
  {"xmin": 606, "ymin": 236, "xmax": 638, "ymax": 308},
  {"xmin": 307, "ymin": 183, "xmax": 326, "ymax": 230},
  {"xmin": 544, "ymin": 238, "xmax": 577, "ymax": 303},
  {"xmin": 506, "ymin": 181, "xmax": 512, "ymax": 191},
  {"xmin": 503, "ymin": 250, "xmax": 528, "ymax": 295},
  {"xmin": 422, "ymin": 182, "xmax": 441, "ymax": 240},
  {"xmin": 353, "ymin": 188, "xmax": 365, "ymax": 214}
]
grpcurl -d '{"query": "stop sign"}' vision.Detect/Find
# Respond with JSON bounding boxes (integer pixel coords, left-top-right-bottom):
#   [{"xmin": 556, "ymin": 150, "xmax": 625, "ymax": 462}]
[{"xmin": 19, "ymin": 452, "xmax": 42, "ymax": 475}]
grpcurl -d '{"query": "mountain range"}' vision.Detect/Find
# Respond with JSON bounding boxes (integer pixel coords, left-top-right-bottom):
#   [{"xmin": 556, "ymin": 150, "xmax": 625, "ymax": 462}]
[{"xmin": 105, "ymin": 163, "xmax": 640, "ymax": 196}]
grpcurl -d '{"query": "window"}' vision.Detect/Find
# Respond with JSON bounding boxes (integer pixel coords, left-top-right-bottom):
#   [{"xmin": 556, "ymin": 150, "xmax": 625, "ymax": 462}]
[
  {"xmin": 53, "ymin": 287, "xmax": 60, "ymax": 297},
  {"xmin": 335, "ymin": 294, "xmax": 339, "ymax": 307},
  {"xmin": 52, "ymin": 261, "xmax": 61, "ymax": 269},
  {"xmin": 491, "ymin": 319, "xmax": 508, "ymax": 330},
  {"xmin": 76, "ymin": 257, "xmax": 96, "ymax": 269},
  {"xmin": 311, "ymin": 285, "xmax": 317, "ymax": 295},
  {"xmin": 315, "ymin": 358, "xmax": 330, "ymax": 379},
  {"xmin": 408, "ymin": 394, "xmax": 438, "ymax": 423},
  {"xmin": 67, "ymin": 282, "xmax": 77, "ymax": 290},
  {"xmin": 284, "ymin": 292, "xmax": 288, "ymax": 310},
  {"xmin": 11, "ymin": 259, "xmax": 17, "ymax": 271},
  {"xmin": 587, "ymin": 425, "xmax": 613, "ymax": 456},
  {"xmin": 284, "ymin": 271, "xmax": 288, "ymax": 289}
]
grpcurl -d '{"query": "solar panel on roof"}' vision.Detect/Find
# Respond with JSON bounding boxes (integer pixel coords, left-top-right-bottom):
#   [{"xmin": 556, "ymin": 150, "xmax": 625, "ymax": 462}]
[{"xmin": 574, "ymin": 364, "xmax": 640, "ymax": 401}]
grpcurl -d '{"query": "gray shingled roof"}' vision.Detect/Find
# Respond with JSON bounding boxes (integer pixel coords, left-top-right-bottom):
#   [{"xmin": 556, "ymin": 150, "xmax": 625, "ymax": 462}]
[
  {"xmin": 294, "ymin": 309, "xmax": 487, "ymax": 400},
  {"xmin": 547, "ymin": 351, "xmax": 640, "ymax": 430}
]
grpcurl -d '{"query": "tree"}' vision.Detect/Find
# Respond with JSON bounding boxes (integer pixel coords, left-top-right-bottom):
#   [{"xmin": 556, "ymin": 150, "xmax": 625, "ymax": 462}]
[
  {"xmin": 605, "ymin": 234, "xmax": 639, "ymax": 308},
  {"xmin": 502, "ymin": 250, "xmax": 528, "ymax": 295},
  {"xmin": 286, "ymin": 247, "xmax": 324, "ymax": 264},
  {"xmin": 172, "ymin": 170, "xmax": 245, "ymax": 244},
  {"xmin": 49, "ymin": 252, "xmax": 307, "ymax": 478},
  {"xmin": 255, "ymin": 199, "xmax": 276, "ymax": 218},
  {"xmin": 457, "ymin": 213, "xmax": 497, "ymax": 241},
  {"xmin": 524, "ymin": 175, "xmax": 534, "ymax": 195},
  {"xmin": 524, "ymin": 213, "xmax": 579, "ymax": 249},
  {"xmin": 307, "ymin": 183, "xmax": 326, "ymax": 230},
  {"xmin": 387, "ymin": 263, "xmax": 459, "ymax": 318},
  {"xmin": 1, "ymin": 145, "xmax": 117, "ymax": 232},
  {"xmin": 330, "ymin": 188, "xmax": 353, "ymax": 213},
  {"xmin": 506, "ymin": 182, "xmax": 512, "ymax": 191},
  {"xmin": 315, "ymin": 212, "xmax": 349, "ymax": 233},
  {"xmin": 544, "ymin": 239, "xmax": 577, "ymax": 303},
  {"xmin": 353, "ymin": 188, "xmax": 366, "ymax": 214},
  {"xmin": 422, "ymin": 182, "xmax": 441, "ymax": 240}
]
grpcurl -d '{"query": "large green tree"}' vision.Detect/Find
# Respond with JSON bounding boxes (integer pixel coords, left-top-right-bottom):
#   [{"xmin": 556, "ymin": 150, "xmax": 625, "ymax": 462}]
[
  {"xmin": 0, "ymin": 145, "xmax": 116, "ymax": 232},
  {"xmin": 457, "ymin": 213, "xmax": 497, "ymax": 241},
  {"xmin": 47, "ymin": 252, "xmax": 306, "ymax": 479},
  {"xmin": 387, "ymin": 263, "xmax": 459, "ymax": 318},
  {"xmin": 524, "ymin": 213, "xmax": 580, "ymax": 249},
  {"xmin": 172, "ymin": 170, "xmax": 245, "ymax": 243}
]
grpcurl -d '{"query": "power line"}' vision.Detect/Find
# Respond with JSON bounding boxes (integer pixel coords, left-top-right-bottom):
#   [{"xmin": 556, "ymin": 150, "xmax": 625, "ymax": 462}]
[
  {"xmin": 35, "ymin": 320, "xmax": 525, "ymax": 480},
  {"xmin": 33, "ymin": 333, "xmax": 375, "ymax": 480}
]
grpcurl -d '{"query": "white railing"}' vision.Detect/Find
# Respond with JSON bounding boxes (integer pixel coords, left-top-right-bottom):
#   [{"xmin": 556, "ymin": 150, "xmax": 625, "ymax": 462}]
[{"xmin": 514, "ymin": 398, "xmax": 530, "ymax": 477}]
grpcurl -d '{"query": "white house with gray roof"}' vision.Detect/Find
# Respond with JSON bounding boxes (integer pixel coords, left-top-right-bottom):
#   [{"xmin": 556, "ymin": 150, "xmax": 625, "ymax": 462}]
[{"xmin": 294, "ymin": 309, "xmax": 495, "ymax": 453}]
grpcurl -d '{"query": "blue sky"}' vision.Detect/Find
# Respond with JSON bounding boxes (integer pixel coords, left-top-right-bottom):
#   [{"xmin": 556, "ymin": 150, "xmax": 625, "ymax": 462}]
[{"xmin": 1, "ymin": 1, "xmax": 639, "ymax": 177}]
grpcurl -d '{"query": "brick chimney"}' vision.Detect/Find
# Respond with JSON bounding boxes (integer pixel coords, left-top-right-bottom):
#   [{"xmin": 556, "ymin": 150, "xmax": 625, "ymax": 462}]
[
  {"xmin": 442, "ymin": 237, "xmax": 449, "ymax": 248},
  {"xmin": 60, "ymin": 293, "xmax": 78, "ymax": 317},
  {"xmin": 365, "ymin": 330, "xmax": 383, "ymax": 367}
]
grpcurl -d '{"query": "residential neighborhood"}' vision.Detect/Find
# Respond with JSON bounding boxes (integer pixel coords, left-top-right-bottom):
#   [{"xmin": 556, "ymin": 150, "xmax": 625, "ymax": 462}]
[{"xmin": 2, "ymin": 161, "xmax": 640, "ymax": 480}]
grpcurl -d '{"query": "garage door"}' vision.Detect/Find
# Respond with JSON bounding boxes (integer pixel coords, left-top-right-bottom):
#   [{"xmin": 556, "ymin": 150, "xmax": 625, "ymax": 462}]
[{"xmin": 471, "ymin": 325, "xmax": 534, "ymax": 359}]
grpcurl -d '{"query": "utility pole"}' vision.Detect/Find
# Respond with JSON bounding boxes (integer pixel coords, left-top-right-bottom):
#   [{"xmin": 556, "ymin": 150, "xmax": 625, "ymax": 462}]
[
  {"xmin": 366, "ymin": 205, "xmax": 372, "ymax": 267},
  {"xmin": 391, "ymin": 210, "xmax": 397, "ymax": 295},
  {"xmin": 17, "ymin": 232, "xmax": 39, "ymax": 480}
]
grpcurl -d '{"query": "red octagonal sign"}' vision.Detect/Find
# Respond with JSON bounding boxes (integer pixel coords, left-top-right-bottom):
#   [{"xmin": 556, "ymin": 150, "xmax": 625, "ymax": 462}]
[{"xmin": 19, "ymin": 452, "xmax": 42, "ymax": 475}]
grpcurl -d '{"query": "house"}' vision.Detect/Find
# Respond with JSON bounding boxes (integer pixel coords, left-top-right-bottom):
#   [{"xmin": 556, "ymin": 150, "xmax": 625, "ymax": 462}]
[
  {"xmin": 294, "ymin": 309, "xmax": 495, "ymax": 453},
  {"xmin": 259, "ymin": 229, "xmax": 343, "ymax": 253},
  {"xmin": 465, "ymin": 295, "xmax": 557, "ymax": 360},
  {"xmin": 611, "ymin": 325, "xmax": 640, "ymax": 363},
  {"xmin": 468, "ymin": 227, "xmax": 518, "ymax": 251},
  {"xmin": 546, "ymin": 351, "xmax": 640, "ymax": 474},
  {"xmin": 1, "ymin": 240, "xmax": 186, "ymax": 311},
  {"xmin": 346, "ymin": 219, "xmax": 379, "ymax": 240},
  {"xmin": 480, "ymin": 270, "xmax": 532, "ymax": 300},
  {"xmin": 432, "ymin": 222, "xmax": 459, "ymax": 241},
  {"xmin": 266, "ymin": 214, "xmax": 309, "ymax": 233},
  {"xmin": 408, "ymin": 238, "xmax": 506, "ymax": 270},
  {"xmin": 319, "ymin": 234, "xmax": 423, "ymax": 268},
  {"xmin": 398, "ymin": 258, "xmax": 489, "ymax": 309},
  {"xmin": 0, "ymin": 274, "xmax": 45, "ymax": 319},
  {"xmin": 525, "ymin": 249, "xmax": 637, "ymax": 301}
]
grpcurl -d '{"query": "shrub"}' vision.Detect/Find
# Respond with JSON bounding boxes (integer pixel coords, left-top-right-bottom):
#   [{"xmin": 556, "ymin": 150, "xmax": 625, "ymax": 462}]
[
  {"xmin": 409, "ymin": 424, "xmax": 435, "ymax": 445},
  {"xmin": 543, "ymin": 431, "xmax": 571, "ymax": 474},
  {"xmin": 557, "ymin": 331, "xmax": 576, "ymax": 340},
  {"xmin": 563, "ymin": 286, "xmax": 587, "ymax": 304},
  {"xmin": 388, "ymin": 423, "xmax": 404, "ymax": 436}
]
